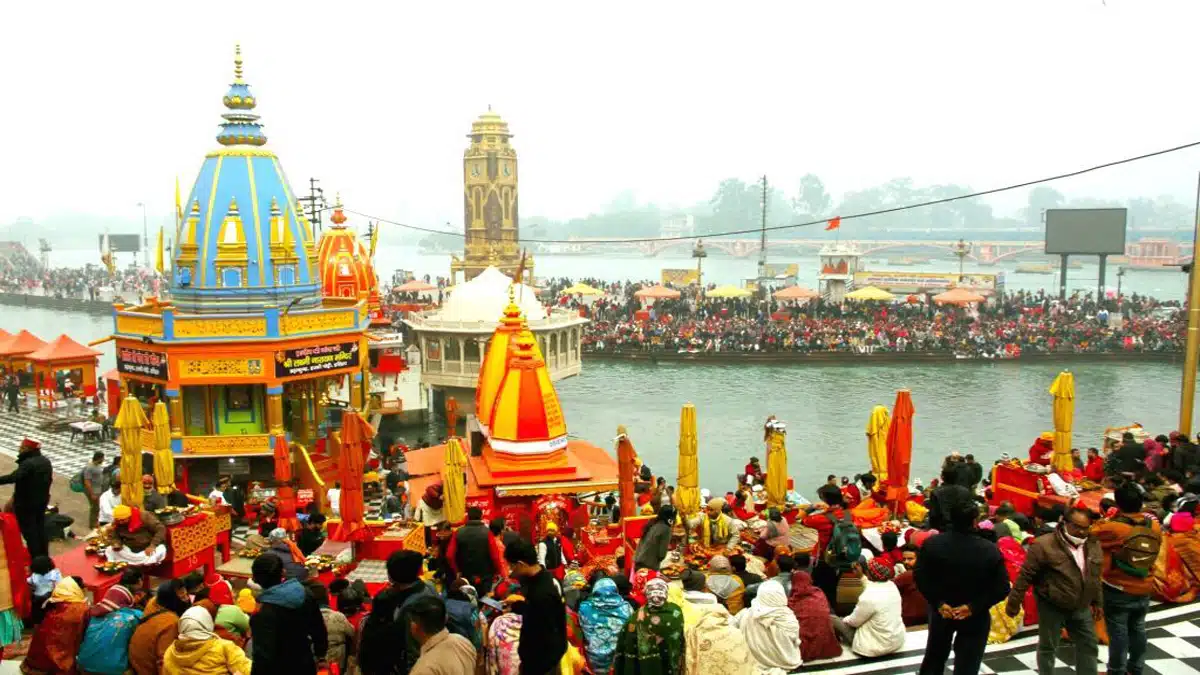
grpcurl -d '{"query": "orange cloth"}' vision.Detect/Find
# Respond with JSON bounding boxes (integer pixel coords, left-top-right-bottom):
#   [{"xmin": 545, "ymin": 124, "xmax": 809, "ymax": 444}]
[{"xmin": 850, "ymin": 498, "xmax": 889, "ymax": 529}]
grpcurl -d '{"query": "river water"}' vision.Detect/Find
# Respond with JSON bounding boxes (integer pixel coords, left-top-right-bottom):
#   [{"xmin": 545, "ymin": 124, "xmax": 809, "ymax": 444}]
[{"xmin": 16, "ymin": 247, "xmax": 1200, "ymax": 495}]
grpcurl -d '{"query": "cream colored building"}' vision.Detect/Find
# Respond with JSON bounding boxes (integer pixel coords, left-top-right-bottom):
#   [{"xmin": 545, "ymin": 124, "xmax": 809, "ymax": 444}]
[{"xmin": 403, "ymin": 267, "xmax": 588, "ymax": 414}]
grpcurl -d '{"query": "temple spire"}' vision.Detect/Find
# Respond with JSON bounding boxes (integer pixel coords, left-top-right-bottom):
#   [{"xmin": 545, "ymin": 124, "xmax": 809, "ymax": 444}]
[{"xmin": 234, "ymin": 44, "xmax": 244, "ymax": 84}]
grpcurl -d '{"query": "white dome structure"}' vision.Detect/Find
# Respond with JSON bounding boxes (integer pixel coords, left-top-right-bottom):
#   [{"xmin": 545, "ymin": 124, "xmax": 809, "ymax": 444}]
[
  {"xmin": 440, "ymin": 267, "xmax": 547, "ymax": 323},
  {"xmin": 402, "ymin": 267, "xmax": 588, "ymax": 414}
]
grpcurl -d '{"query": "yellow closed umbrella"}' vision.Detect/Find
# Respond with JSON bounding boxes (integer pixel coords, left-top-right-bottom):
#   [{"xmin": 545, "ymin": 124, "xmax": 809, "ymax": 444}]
[
  {"xmin": 561, "ymin": 282, "xmax": 604, "ymax": 296},
  {"xmin": 765, "ymin": 419, "xmax": 788, "ymax": 508},
  {"xmin": 151, "ymin": 401, "xmax": 174, "ymax": 494},
  {"xmin": 866, "ymin": 405, "xmax": 891, "ymax": 482},
  {"xmin": 845, "ymin": 285, "xmax": 895, "ymax": 301},
  {"xmin": 676, "ymin": 404, "xmax": 700, "ymax": 517},
  {"xmin": 707, "ymin": 284, "xmax": 752, "ymax": 299},
  {"xmin": 1050, "ymin": 371, "xmax": 1076, "ymax": 473},
  {"xmin": 442, "ymin": 437, "xmax": 468, "ymax": 525},
  {"xmin": 114, "ymin": 396, "xmax": 148, "ymax": 509}
]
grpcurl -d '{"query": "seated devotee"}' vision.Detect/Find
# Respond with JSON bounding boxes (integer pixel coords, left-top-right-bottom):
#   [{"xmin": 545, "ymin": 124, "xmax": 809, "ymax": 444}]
[
  {"xmin": 23, "ymin": 578, "xmax": 91, "ymax": 675},
  {"xmin": 705, "ymin": 555, "xmax": 746, "ymax": 613},
  {"xmin": 893, "ymin": 545, "xmax": 928, "ymax": 627},
  {"xmin": 754, "ymin": 508, "xmax": 790, "ymax": 556},
  {"xmin": 579, "ymin": 578, "xmax": 632, "ymax": 675},
  {"xmin": 163, "ymin": 606, "xmax": 253, "ymax": 675},
  {"xmin": 613, "ymin": 578, "xmax": 685, "ymax": 675},
  {"xmin": 142, "ymin": 475, "xmax": 166, "ymax": 512},
  {"xmin": 1028, "ymin": 432, "xmax": 1055, "ymax": 466},
  {"xmin": 789, "ymin": 564, "xmax": 843, "ymax": 662},
  {"xmin": 681, "ymin": 568, "xmax": 720, "ymax": 608},
  {"xmin": 993, "ymin": 502, "xmax": 1024, "ymax": 540},
  {"xmin": 698, "ymin": 497, "xmax": 744, "ymax": 551},
  {"xmin": 735, "ymin": 579, "xmax": 802, "ymax": 673},
  {"xmin": 747, "ymin": 553, "xmax": 797, "ymax": 605},
  {"xmin": 841, "ymin": 476, "xmax": 862, "ymax": 509},
  {"xmin": 744, "ymin": 457, "xmax": 764, "ymax": 485},
  {"xmin": 731, "ymin": 490, "xmax": 756, "ymax": 521},
  {"xmin": 297, "ymin": 513, "xmax": 326, "ymax": 557},
  {"xmin": 730, "ymin": 554, "xmax": 763, "ymax": 589},
  {"xmin": 831, "ymin": 558, "xmax": 906, "ymax": 658},
  {"xmin": 261, "ymin": 528, "xmax": 309, "ymax": 581},
  {"xmin": 106, "ymin": 504, "xmax": 167, "ymax": 565}
]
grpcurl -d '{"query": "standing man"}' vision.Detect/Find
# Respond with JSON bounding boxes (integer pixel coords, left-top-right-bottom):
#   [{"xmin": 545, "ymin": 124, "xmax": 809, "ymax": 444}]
[
  {"xmin": 634, "ymin": 505, "xmax": 675, "ymax": 571},
  {"xmin": 0, "ymin": 438, "xmax": 52, "ymax": 557},
  {"xmin": 83, "ymin": 451, "xmax": 107, "ymax": 529},
  {"xmin": 446, "ymin": 506, "xmax": 504, "ymax": 589},
  {"xmin": 407, "ymin": 595, "xmax": 477, "ymax": 675},
  {"xmin": 915, "ymin": 485, "xmax": 1010, "ymax": 675},
  {"xmin": 5, "ymin": 375, "xmax": 19, "ymax": 413},
  {"xmin": 98, "ymin": 479, "xmax": 122, "ymax": 526},
  {"xmin": 1092, "ymin": 483, "xmax": 1162, "ymax": 675},
  {"xmin": 249, "ymin": 554, "xmax": 328, "ymax": 675},
  {"xmin": 505, "ymin": 539, "xmax": 566, "ymax": 675},
  {"xmin": 964, "ymin": 454, "xmax": 984, "ymax": 491},
  {"xmin": 1006, "ymin": 506, "xmax": 1102, "ymax": 675}
]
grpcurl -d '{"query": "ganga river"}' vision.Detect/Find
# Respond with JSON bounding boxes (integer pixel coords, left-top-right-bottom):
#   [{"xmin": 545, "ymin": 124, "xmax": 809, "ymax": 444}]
[{"xmin": 14, "ymin": 248, "xmax": 1199, "ymax": 494}]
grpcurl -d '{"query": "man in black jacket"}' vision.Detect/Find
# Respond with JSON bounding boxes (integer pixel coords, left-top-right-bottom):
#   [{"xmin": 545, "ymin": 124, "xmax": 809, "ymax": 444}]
[
  {"xmin": 505, "ymin": 539, "xmax": 566, "ymax": 675},
  {"xmin": 964, "ymin": 454, "xmax": 984, "ymax": 490},
  {"xmin": 916, "ymin": 485, "xmax": 1010, "ymax": 675},
  {"xmin": 448, "ymin": 506, "xmax": 503, "ymax": 588},
  {"xmin": 250, "ymin": 553, "xmax": 328, "ymax": 675},
  {"xmin": 357, "ymin": 549, "xmax": 434, "ymax": 675},
  {"xmin": 0, "ymin": 438, "xmax": 52, "ymax": 557}
]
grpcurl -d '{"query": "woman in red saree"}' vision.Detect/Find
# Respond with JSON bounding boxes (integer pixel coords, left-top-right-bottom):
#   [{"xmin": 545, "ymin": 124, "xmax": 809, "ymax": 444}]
[
  {"xmin": 21, "ymin": 578, "xmax": 90, "ymax": 675},
  {"xmin": 787, "ymin": 569, "xmax": 841, "ymax": 662}
]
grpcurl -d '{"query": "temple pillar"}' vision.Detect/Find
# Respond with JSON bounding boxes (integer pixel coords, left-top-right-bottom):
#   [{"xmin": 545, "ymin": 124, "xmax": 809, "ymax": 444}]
[
  {"xmin": 349, "ymin": 374, "xmax": 363, "ymax": 412},
  {"xmin": 457, "ymin": 338, "xmax": 465, "ymax": 374},
  {"xmin": 266, "ymin": 385, "xmax": 284, "ymax": 437},
  {"xmin": 166, "ymin": 389, "xmax": 183, "ymax": 439}
]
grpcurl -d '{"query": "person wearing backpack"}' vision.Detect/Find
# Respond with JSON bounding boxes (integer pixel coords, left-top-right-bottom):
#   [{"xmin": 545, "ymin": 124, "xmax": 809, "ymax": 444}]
[
  {"xmin": 801, "ymin": 485, "xmax": 857, "ymax": 606},
  {"xmin": 1092, "ymin": 482, "xmax": 1162, "ymax": 675},
  {"xmin": 357, "ymin": 549, "xmax": 434, "ymax": 675}
]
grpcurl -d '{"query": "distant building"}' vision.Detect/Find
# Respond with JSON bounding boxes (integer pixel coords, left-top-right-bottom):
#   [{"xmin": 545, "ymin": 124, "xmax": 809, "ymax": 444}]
[{"xmin": 660, "ymin": 214, "xmax": 695, "ymax": 239}]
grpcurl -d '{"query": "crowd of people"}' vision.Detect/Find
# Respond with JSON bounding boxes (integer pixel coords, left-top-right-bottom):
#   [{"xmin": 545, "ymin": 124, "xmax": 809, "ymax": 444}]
[
  {"xmin": 577, "ymin": 286, "xmax": 1184, "ymax": 357},
  {"xmin": 0, "ymin": 250, "xmax": 150, "ymax": 301},
  {"xmin": 6, "ymin": 415, "xmax": 1200, "ymax": 675}
]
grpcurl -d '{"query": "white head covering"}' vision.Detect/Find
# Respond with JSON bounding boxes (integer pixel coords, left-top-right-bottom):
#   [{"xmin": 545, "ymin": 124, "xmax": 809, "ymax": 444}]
[
  {"xmin": 739, "ymin": 580, "xmax": 802, "ymax": 671},
  {"xmin": 178, "ymin": 606, "xmax": 216, "ymax": 641}
]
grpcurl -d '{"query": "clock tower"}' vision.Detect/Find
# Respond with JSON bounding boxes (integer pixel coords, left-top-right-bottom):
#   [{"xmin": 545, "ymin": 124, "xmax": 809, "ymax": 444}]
[{"xmin": 451, "ymin": 108, "xmax": 531, "ymax": 282}]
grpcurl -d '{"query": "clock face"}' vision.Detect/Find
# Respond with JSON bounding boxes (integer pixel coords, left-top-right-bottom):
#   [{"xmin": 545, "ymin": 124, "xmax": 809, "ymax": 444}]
[{"xmin": 502, "ymin": 164, "xmax": 511, "ymax": 177}]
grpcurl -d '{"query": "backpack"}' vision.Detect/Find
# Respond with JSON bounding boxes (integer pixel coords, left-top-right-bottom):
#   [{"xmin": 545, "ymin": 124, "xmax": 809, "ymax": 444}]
[
  {"xmin": 358, "ymin": 584, "xmax": 434, "ymax": 675},
  {"xmin": 69, "ymin": 469, "xmax": 86, "ymax": 494},
  {"xmin": 1112, "ymin": 515, "xmax": 1162, "ymax": 581},
  {"xmin": 543, "ymin": 536, "xmax": 563, "ymax": 569},
  {"xmin": 823, "ymin": 511, "xmax": 862, "ymax": 569},
  {"xmin": 76, "ymin": 607, "xmax": 142, "ymax": 675}
]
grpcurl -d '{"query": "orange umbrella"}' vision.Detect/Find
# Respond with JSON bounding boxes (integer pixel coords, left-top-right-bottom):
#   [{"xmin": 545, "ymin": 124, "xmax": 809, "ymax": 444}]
[
  {"xmin": 273, "ymin": 434, "xmax": 292, "ymax": 483},
  {"xmin": 772, "ymin": 285, "xmax": 819, "ymax": 301},
  {"xmin": 883, "ymin": 389, "xmax": 915, "ymax": 512},
  {"xmin": 633, "ymin": 284, "xmax": 682, "ymax": 300},
  {"xmin": 332, "ymin": 410, "xmax": 376, "ymax": 542},
  {"xmin": 932, "ymin": 287, "xmax": 986, "ymax": 305}
]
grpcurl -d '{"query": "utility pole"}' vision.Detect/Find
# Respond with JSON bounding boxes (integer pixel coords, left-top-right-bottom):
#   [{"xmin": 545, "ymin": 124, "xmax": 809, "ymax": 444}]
[
  {"xmin": 137, "ymin": 202, "xmax": 149, "ymax": 268},
  {"xmin": 757, "ymin": 175, "xmax": 768, "ymax": 281},
  {"xmin": 298, "ymin": 177, "xmax": 325, "ymax": 236}
]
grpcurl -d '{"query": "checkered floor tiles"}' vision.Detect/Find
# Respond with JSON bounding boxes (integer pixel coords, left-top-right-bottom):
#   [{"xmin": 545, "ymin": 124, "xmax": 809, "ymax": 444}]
[
  {"xmin": 0, "ymin": 404, "xmax": 114, "ymax": 480},
  {"xmin": 801, "ymin": 603, "xmax": 1200, "ymax": 675}
]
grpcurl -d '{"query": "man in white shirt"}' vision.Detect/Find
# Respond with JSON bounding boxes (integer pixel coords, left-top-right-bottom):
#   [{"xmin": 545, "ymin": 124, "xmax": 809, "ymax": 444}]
[
  {"xmin": 832, "ymin": 557, "xmax": 906, "ymax": 658},
  {"xmin": 98, "ymin": 480, "xmax": 122, "ymax": 526},
  {"xmin": 208, "ymin": 475, "xmax": 231, "ymax": 504},
  {"xmin": 327, "ymin": 481, "xmax": 341, "ymax": 517}
]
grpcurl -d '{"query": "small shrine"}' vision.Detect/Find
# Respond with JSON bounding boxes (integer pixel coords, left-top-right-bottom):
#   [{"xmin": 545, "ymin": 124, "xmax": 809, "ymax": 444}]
[{"xmin": 817, "ymin": 242, "xmax": 861, "ymax": 303}]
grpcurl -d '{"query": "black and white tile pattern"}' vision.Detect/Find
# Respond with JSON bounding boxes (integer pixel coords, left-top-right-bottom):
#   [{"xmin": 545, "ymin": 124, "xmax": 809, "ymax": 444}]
[
  {"xmin": 0, "ymin": 405, "xmax": 115, "ymax": 480},
  {"xmin": 802, "ymin": 603, "xmax": 1200, "ymax": 675}
]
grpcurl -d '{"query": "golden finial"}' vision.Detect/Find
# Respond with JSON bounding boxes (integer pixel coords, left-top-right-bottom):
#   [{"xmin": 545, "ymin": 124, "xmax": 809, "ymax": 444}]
[
  {"xmin": 334, "ymin": 192, "xmax": 343, "ymax": 208},
  {"xmin": 234, "ymin": 44, "xmax": 244, "ymax": 83}
]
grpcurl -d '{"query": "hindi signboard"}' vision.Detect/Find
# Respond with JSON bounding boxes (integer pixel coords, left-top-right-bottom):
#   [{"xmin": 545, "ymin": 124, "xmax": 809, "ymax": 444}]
[
  {"xmin": 274, "ymin": 341, "xmax": 361, "ymax": 378},
  {"xmin": 853, "ymin": 271, "xmax": 1005, "ymax": 294},
  {"xmin": 116, "ymin": 347, "xmax": 168, "ymax": 381}
]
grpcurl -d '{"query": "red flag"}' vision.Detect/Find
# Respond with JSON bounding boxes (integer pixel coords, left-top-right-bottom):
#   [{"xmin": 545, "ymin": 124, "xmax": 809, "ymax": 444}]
[{"xmin": 825, "ymin": 216, "xmax": 842, "ymax": 231}]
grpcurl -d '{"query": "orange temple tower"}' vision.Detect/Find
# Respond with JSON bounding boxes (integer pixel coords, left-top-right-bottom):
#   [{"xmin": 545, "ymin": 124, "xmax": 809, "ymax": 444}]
[
  {"xmin": 406, "ymin": 289, "xmax": 617, "ymax": 526},
  {"xmin": 316, "ymin": 199, "xmax": 387, "ymax": 326}
]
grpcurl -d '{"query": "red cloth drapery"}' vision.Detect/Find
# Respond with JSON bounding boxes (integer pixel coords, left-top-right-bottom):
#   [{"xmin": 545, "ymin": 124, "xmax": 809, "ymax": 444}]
[
  {"xmin": 884, "ymin": 389, "xmax": 915, "ymax": 513},
  {"xmin": 0, "ymin": 513, "xmax": 30, "ymax": 619},
  {"xmin": 273, "ymin": 435, "xmax": 292, "ymax": 483},
  {"xmin": 332, "ymin": 411, "xmax": 375, "ymax": 542}
]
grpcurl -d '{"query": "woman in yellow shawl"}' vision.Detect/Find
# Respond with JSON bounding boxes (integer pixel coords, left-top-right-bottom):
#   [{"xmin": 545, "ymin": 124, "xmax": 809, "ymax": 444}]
[{"xmin": 22, "ymin": 578, "xmax": 89, "ymax": 675}]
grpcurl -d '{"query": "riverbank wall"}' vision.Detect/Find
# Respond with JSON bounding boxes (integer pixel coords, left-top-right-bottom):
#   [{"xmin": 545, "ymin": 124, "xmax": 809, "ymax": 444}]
[
  {"xmin": 0, "ymin": 292, "xmax": 112, "ymax": 316},
  {"xmin": 585, "ymin": 350, "xmax": 1186, "ymax": 366}
]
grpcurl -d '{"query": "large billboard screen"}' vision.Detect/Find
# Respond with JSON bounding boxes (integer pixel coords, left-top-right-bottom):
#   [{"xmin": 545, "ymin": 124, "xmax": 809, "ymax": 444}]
[
  {"xmin": 99, "ymin": 234, "xmax": 142, "ymax": 253},
  {"xmin": 1044, "ymin": 208, "xmax": 1126, "ymax": 255}
]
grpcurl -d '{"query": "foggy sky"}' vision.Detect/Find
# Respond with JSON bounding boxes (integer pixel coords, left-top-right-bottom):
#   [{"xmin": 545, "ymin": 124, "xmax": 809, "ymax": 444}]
[{"xmin": 3, "ymin": 0, "xmax": 1199, "ymax": 240}]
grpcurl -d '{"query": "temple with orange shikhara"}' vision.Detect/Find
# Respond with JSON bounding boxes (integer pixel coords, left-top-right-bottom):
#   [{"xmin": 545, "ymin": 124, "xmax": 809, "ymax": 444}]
[
  {"xmin": 316, "ymin": 199, "xmax": 387, "ymax": 327},
  {"xmin": 405, "ymin": 290, "xmax": 618, "ymax": 527}
]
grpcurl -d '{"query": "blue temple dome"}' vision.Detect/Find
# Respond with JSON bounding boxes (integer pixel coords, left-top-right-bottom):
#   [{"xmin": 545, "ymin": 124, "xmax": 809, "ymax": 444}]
[{"xmin": 173, "ymin": 45, "xmax": 320, "ymax": 314}]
